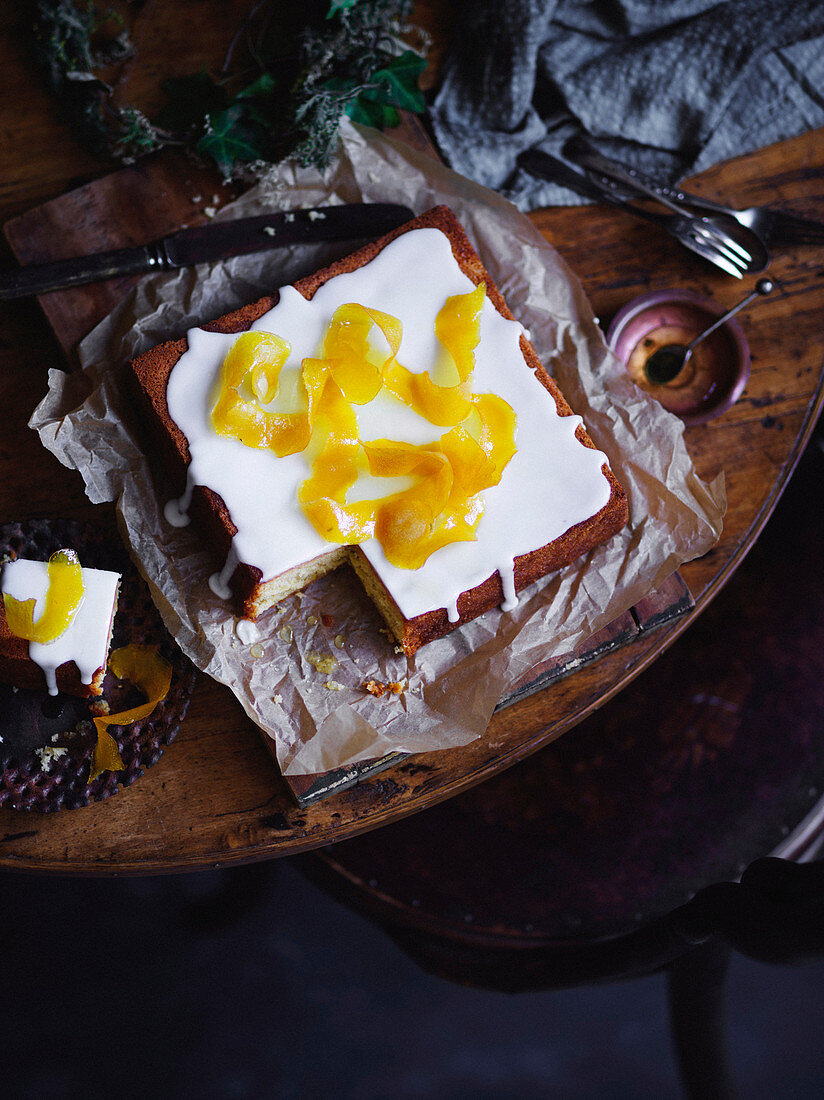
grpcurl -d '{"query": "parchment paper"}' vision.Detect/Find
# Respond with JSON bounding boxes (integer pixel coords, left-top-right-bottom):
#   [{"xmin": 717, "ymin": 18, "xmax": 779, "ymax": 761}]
[{"xmin": 31, "ymin": 119, "xmax": 725, "ymax": 775}]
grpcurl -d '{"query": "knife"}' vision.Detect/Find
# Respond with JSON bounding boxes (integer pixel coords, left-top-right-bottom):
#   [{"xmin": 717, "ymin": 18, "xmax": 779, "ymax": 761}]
[
  {"xmin": 517, "ymin": 148, "xmax": 629, "ymax": 206},
  {"xmin": 0, "ymin": 203, "xmax": 415, "ymax": 301}
]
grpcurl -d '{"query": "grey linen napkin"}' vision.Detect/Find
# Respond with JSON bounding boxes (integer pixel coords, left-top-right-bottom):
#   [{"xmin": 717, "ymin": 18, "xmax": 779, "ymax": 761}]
[{"xmin": 429, "ymin": 0, "xmax": 824, "ymax": 209}]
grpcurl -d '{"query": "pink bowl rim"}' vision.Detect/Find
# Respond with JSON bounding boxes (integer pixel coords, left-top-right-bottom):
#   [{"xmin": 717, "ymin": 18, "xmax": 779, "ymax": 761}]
[{"xmin": 605, "ymin": 289, "xmax": 751, "ymax": 426}]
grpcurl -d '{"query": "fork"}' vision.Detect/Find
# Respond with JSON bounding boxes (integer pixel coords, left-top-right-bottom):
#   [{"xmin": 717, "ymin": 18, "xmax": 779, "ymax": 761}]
[
  {"xmin": 517, "ymin": 149, "xmax": 757, "ymax": 278},
  {"xmin": 635, "ymin": 183, "xmax": 824, "ymax": 246},
  {"xmin": 626, "ymin": 206, "xmax": 754, "ymax": 278},
  {"xmin": 567, "ymin": 143, "xmax": 769, "ymax": 273},
  {"xmin": 564, "ymin": 138, "xmax": 824, "ymax": 247}
]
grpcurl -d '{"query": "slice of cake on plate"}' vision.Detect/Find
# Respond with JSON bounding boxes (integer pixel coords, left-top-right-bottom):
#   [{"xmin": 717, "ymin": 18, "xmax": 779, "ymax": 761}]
[{"xmin": 0, "ymin": 551, "xmax": 120, "ymax": 697}]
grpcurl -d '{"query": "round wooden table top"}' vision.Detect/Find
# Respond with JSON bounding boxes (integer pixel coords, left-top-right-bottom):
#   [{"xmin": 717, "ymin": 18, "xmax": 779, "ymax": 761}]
[{"xmin": 1, "ymin": 5, "xmax": 823, "ymax": 874}]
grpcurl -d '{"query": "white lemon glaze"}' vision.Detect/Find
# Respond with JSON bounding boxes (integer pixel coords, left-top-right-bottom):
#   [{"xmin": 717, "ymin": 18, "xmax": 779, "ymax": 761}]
[
  {"xmin": 2, "ymin": 559, "xmax": 120, "ymax": 695},
  {"xmin": 165, "ymin": 227, "xmax": 611, "ymax": 621}
]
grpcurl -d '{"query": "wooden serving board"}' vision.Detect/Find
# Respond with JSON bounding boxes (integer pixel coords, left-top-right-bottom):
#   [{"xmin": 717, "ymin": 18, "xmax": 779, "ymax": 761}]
[{"xmin": 3, "ymin": 136, "xmax": 692, "ymax": 806}]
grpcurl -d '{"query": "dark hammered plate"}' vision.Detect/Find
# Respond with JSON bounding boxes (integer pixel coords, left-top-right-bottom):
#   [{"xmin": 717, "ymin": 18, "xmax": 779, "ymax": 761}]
[{"xmin": 0, "ymin": 518, "xmax": 196, "ymax": 812}]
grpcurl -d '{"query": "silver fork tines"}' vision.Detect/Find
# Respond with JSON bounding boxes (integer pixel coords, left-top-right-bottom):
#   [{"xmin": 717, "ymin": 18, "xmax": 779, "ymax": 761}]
[
  {"xmin": 693, "ymin": 222, "xmax": 752, "ymax": 262},
  {"xmin": 686, "ymin": 228, "xmax": 747, "ymax": 278}
]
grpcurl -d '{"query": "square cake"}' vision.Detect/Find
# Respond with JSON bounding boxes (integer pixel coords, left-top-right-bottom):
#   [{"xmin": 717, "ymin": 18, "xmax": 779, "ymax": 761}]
[{"xmin": 128, "ymin": 206, "xmax": 628, "ymax": 654}]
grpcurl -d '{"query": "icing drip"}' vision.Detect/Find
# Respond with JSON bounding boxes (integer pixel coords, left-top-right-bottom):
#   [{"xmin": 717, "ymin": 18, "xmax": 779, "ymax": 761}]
[
  {"xmin": 446, "ymin": 597, "xmax": 460, "ymax": 624},
  {"xmin": 42, "ymin": 665, "xmax": 58, "ymax": 695},
  {"xmin": 209, "ymin": 545, "xmax": 239, "ymax": 601},
  {"xmin": 235, "ymin": 618, "xmax": 260, "ymax": 644},
  {"xmin": 164, "ymin": 472, "xmax": 194, "ymax": 528},
  {"xmin": 499, "ymin": 563, "xmax": 519, "ymax": 612}
]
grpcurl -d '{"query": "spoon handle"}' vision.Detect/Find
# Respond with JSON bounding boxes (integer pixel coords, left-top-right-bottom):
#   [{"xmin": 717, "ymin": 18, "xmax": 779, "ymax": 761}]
[
  {"xmin": 569, "ymin": 143, "xmax": 689, "ymax": 217},
  {"xmin": 686, "ymin": 278, "xmax": 774, "ymax": 352}
]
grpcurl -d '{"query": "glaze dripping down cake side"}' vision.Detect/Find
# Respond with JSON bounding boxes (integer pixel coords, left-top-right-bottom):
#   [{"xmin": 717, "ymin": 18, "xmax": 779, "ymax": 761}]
[{"xmin": 128, "ymin": 206, "xmax": 628, "ymax": 654}]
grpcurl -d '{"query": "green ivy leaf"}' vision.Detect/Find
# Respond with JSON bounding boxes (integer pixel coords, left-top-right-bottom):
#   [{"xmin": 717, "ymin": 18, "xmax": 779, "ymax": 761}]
[
  {"xmin": 345, "ymin": 95, "xmax": 399, "ymax": 129},
  {"xmin": 234, "ymin": 71, "xmax": 278, "ymax": 102},
  {"xmin": 231, "ymin": 72, "xmax": 279, "ymax": 130},
  {"xmin": 326, "ymin": 0, "xmax": 360, "ymax": 18},
  {"xmin": 197, "ymin": 105, "xmax": 268, "ymax": 174},
  {"xmin": 370, "ymin": 50, "xmax": 426, "ymax": 112}
]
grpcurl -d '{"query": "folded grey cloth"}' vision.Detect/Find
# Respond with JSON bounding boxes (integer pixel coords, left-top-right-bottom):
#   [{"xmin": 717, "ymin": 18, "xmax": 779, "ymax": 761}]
[{"xmin": 429, "ymin": 0, "xmax": 824, "ymax": 209}]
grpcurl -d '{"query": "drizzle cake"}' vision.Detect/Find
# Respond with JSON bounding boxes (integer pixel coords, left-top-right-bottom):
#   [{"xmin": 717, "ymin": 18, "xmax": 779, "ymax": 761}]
[
  {"xmin": 128, "ymin": 206, "xmax": 628, "ymax": 654},
  {"xmin": 0, "ymin": 553, "xmax": 120, "ymax": 698}
]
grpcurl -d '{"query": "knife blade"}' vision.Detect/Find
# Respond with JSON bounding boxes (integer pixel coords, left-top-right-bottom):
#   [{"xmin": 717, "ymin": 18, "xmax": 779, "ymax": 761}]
[{"xmin": 0, "ymin": 203, "xmax": 415, "ymax": 301}]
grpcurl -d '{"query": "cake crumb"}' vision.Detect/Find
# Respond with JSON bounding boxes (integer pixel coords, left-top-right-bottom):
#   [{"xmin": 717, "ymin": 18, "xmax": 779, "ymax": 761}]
[
  {"xmin": 321, "ymin": 613, "xmax": 335, "ymax": 629},
  {"xmin": 203, "ymin": 206, "xmax": 217, "ymax": 218},
  {"xmin": 363, "ymin": 678, "xmax": 405, "ymax": 698},
  {"xmin": 325, "ymin": 680, "xmax": 343, "ymax": 691},
  {"xmin": 35, "ymin": 746, "xmax": 68, "ymax": 773},
  {"xmin": 307, "ymin": 210, "xmax": 326, "ymax": 221},
  {"xmin": 263, "ymin": 226, "xmax": 277, "ymax": 236},
  {"xmin": 273, "ymin": 693, "xmax": 282, "ymax": 704}
]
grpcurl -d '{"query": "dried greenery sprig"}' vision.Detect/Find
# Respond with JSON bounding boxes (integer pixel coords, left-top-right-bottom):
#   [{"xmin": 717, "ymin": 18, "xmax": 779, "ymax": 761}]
[{"xmin": 32, "ymin": 0, "xmax": 428, "ymax": 177}]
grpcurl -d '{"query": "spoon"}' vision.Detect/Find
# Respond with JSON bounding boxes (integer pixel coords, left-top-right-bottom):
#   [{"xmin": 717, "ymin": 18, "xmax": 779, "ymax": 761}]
[{"xmin": 645, "ymin": 278, "xmax": 775, "ymax": 385}]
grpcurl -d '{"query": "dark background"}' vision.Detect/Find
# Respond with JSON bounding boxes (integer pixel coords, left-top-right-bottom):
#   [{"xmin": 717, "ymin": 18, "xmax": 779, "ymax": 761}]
[{"xmin": 0, "ymin": 855, "xmax": 823, "ymax": 1099}]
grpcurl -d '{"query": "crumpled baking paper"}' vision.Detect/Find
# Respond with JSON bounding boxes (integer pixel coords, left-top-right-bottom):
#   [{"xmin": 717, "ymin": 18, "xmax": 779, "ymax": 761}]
[{"xmin": 31, "ymin": 119, "xmax": 725, "ymax": 776}]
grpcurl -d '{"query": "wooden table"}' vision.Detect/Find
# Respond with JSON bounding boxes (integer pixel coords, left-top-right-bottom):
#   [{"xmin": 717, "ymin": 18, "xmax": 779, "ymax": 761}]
[{"xmin": 1, "ymin": 4, "xmax": 822, "ymax": 874}]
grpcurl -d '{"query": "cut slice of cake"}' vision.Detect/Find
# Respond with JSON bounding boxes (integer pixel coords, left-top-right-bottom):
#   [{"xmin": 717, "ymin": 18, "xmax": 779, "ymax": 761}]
[
  {"xmin": 128, "ymin": 205, "xmax": 628, "ymax": 654},
  {"xmin": 0, "ymin": 554, "xmax": 120, "ymax": 697}
]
